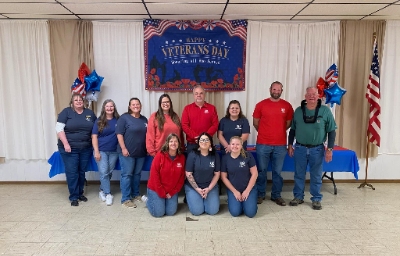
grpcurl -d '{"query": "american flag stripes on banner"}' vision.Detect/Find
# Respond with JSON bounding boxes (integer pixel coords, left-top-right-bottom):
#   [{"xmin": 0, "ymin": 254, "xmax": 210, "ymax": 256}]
[{"xmin": 365, "ymin": 38, "xmax": 381, "ymax": 147}]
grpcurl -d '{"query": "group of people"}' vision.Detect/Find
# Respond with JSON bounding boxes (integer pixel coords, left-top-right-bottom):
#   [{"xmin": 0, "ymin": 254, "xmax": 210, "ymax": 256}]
[{"xmin": 55, "ymin": 82, "xmax": 336, "ymax": 217}]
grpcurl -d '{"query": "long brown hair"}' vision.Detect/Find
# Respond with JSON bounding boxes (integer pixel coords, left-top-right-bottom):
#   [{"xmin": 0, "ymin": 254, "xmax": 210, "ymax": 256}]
[
  {"xmin": 155, "ymin": 94, "xmax": 181, "ymax": 131},
  {"xmin": 97, "ymin": 99, "xmax": 120, "ymax": 133},
  {"xmin": 160, "ymin": 133, "xmax": 183, "ymax": 155}
]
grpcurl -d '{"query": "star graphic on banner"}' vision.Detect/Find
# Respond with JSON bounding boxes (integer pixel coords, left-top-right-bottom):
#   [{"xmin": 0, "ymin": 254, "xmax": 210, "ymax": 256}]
[
  {"xmin": 223, "ymin": 41, "xmax": 226, "ymax": 45},
  {"xmin": 179, "ymin": 39, "xmax": 182, "ymax": 42},
  {"xmin": 216, "ymin": 40, "xmax": 219, "ymax": 43},
  {"xmin": 209, "ymin": 39, "xmax": 212, "ymax": 42},
  {"xmin": 172, "ymin": 40, "xmax": 175, "ymax": 43},
  {"xmin": 165, "ymin": 41, "xmax": 168, "ymax": 44}
]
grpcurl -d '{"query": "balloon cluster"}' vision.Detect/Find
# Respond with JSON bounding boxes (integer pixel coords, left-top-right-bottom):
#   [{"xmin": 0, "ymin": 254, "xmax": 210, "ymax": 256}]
[
  {"xmin": 70, "ymin": 63, "xmax": 104, "ymax": 106},
  {"xmin": 316, "ymin": 64, "xmax": 346, "ymax": 106}
]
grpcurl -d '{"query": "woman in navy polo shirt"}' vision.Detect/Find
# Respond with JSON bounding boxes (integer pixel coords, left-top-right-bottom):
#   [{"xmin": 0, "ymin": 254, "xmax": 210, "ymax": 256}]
[
  {"xmin": 92, "ymin": 99, "xmax": 120, "ymax": 206},
  {"xmin": 218, "ymin": 100, "xmax": 250, "ymax": 153},
  {"xmin": 185, "ymin": 132, "xmax": 220, "ymax": 216},
  {"xmin": 221, "ymin": 136, "xmax": 258, "ymax": 217},
  {"xmin": 116, "ymin": 97, "xmax": 148, "ymax": 209},
  {"xmin": 56, "ymin": 93, "xmax": 96, "ymax": 206}
]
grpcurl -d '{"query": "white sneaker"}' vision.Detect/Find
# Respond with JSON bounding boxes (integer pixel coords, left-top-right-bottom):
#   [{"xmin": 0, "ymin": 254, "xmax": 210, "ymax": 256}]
[
  {"xmin": 141, "ymin": 195, "xmax": 148, "ymax": 203},
  {"xmin": 105, "ymin": 194, "xmax": 113, "ymax": 206},
  {"xmin": 99, "ymin": 191, "xmax": 106, "ymax": 202}
]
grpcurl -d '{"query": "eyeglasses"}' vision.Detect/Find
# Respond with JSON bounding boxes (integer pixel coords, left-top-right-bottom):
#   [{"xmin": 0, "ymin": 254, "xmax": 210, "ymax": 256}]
[{"xmin": 199, "ymin": 138, "xmax": 210, "ymax": 143}]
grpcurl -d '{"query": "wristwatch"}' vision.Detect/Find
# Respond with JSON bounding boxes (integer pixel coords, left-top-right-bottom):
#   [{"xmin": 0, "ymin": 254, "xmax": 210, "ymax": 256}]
[{"xmin": 327, "ymin": 148, "xmax": 333, "ymax": 151}]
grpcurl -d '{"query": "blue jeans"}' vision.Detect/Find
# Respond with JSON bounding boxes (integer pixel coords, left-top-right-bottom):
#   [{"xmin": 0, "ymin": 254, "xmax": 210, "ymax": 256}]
[
  {"xmin": 59, "ymin": 147, "xmax": 92, "ymax": 201},
  {"xmin": 185, "ymin": 184, "xmax": 220, "ymax": 216},
  {"xmin": 119, "ymin": 154, "xmax": 145, "ymax": 203},
  {"xmin": 227, "ymin": 187, "xmax": 258, "ymax": 218},
  {"xmin": 293, "ymin": 144, "xmax": 325, "ymax": 202},
  {"xmin": 256, "ymin": 144, "xmax": 287, "ymax": 199},
  {"xmin": 96, "ymin": 151, "xmax": 118, "ymax": 195},
  {"xmin": 146, "ymin": 188, "xmax": 178, "ymax": 217}
]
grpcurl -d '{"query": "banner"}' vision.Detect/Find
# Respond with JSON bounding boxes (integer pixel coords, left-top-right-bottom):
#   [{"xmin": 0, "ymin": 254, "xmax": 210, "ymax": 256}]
[{"xmin": 144, "ymin": 20, "xmax": 247, "ymax": 91}]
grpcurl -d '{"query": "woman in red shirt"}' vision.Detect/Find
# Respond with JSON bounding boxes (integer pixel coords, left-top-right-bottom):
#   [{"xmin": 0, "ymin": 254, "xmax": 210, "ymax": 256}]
[{"xmin": 146, "ymin": 133, "xmax": 186, "ymax": 217}]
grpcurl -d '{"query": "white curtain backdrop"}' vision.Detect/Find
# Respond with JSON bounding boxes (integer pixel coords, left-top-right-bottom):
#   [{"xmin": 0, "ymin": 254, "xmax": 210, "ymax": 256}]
[
  {"xmin": 240, "ymin": 21, "xmax": 340, "ymax": 144},
  {"xmin": 0, "ymin": 20, "xmax": 57, "ymax": 160},
  {"xmin": 92, "ymin": 21, "xmax": 162, "ymax": 118},
  {"xmin": 380, "ymin": 20, "xmax": 400, "ymax": 154}
]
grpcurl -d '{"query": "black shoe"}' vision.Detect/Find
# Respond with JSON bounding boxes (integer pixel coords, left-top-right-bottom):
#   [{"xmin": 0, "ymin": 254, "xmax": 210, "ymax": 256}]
[
  {"xmin": 71, "ymin": 200, "xmax": 79, "ymax": 206},
  {"xmin": 78, "ymin": 195, "xmax": 88, "ymax": 202},
  {"xmin": 183, "ymin": 196, "xmax": 187, "ymax": 204}
]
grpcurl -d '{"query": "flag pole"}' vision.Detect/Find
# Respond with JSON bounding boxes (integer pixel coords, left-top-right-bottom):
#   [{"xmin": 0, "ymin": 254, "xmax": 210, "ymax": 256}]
[{"xmin": 358, "ymin": 32, "xmax": 377, "ymax": 191}]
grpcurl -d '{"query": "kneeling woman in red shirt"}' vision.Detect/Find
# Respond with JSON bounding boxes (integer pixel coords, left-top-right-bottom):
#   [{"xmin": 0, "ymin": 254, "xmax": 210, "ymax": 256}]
[{"xmin": 146, "ymin": 133, "xmax": 186, "ymax": 217}]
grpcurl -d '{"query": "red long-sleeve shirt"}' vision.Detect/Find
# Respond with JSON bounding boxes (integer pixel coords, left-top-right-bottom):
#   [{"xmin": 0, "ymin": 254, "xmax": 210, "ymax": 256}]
[
  {"xmin": 181, "ymin": 102, "xmax": 219, "ymax": 144},
  {"xmin": 147, "ymin": 151, "xmax": 186, "ymax": 198},
  {"xmin": 146, "ymin": 112, "xmax": 185, "ymax": 157}
]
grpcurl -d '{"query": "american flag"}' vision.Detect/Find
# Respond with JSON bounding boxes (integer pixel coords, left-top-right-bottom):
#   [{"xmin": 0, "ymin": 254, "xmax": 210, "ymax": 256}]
[{"xmin": 365, "ymin": 38, "xmax": 381, "ymax": 147}]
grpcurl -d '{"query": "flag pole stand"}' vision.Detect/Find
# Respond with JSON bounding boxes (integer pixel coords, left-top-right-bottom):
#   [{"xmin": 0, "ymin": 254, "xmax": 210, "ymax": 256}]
[{"xmin": 358, "ymin": 135, "xmax": 375, "ymax": 190}]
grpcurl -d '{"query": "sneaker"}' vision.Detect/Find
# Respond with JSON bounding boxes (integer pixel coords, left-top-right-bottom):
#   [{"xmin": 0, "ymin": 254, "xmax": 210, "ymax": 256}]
[
  {"xmin": 99, "ymin": 191, "xmax": 106, "ymax": 202},
  {"xmin": 312, "ymin": 201, "xmax": 322, "ymax": 210},
  {"xmin": 122, "ymin": 200, "xmax": 137, "ymax": 208},
  {"xmin": 257, "ymin": 197, "xmax": 265, "ymax": 204},
  {"xmin": 78, "ymin": 195, "xmax": 88, "ymax": 202},
  {"xmin": 71, "ymin": 200, "xmax": 79, "ymax": 206},
  {"xmin": 105, "ymin": 194, "xmax": 113, "ymax": 206},
  {"xmin": 271, "ymin": 197, "xmax": 286, "ymax": 206},
  {"xmin": 289, "ymin": 198, "xmax": 304, "ymax": 206},
  {"xmin": 132, "ymin": 196, "xmax": 142, "ymax": 202},
  {"xmin": 141, "ymin": 195, "xmax": 148, "ymax": 203}
]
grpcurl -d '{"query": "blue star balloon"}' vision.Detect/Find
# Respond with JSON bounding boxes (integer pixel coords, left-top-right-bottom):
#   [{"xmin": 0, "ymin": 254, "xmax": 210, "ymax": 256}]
[
  {"xmin": 84, "ymin": 70, "xmax": 104, "ymax": 92},
  {"xmin": 324, "ymin": 82, "xmax": 346, "ymax": 106}
]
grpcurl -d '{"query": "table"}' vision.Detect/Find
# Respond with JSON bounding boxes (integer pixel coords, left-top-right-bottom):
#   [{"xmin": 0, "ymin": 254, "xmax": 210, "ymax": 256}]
[
  {"xmin": 49, "ymin": 146, "xmax": 359, "ymax": 195},
  {"xmin": 242, "ymin": 145, "xmax": 359, "ymax": 195}
]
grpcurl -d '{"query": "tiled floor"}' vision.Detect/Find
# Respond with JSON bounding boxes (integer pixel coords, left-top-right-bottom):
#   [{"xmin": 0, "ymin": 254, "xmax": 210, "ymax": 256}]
[{"xmin": 0, "ymin": 182, "xmax": 399, "ymax": 255}]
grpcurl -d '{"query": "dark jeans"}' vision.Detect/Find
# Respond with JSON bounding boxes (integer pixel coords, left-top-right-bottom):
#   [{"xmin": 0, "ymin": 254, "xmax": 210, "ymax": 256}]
[{"xmin": 59, "ymin": 147, "xmax": 92, "ymax": 201}]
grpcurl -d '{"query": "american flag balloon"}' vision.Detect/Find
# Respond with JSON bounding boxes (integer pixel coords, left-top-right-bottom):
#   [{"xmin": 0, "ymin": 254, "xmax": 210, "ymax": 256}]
[
  {"xmin": 325, "ymin": 64, "xmax": 338, "ymax": 87},
  {"xmin": 71, "ymin": 78, "xmax": 86, "ymax": 97}
]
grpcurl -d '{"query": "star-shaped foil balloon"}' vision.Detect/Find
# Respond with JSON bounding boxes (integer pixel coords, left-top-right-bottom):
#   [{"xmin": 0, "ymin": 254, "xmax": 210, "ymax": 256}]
[
  {"xmin": 84, "ymin": 70, "xmax": 104, "ymax": 92},
  {"xmin": 324, "ymin": 82, "xmax": 346, "ymax": 106}
]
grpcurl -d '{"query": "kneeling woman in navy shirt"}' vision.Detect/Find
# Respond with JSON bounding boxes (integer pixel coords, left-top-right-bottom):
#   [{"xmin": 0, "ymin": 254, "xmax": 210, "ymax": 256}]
[
  {"xmin": 146, "ymin": 133, "xmax": 186, "ymax": 217},
  {"xmin": 221, "ymin": 136, "xmax": 258, "ymax": 218},
  {"xmin": 185, "ymin": 132, "xmax": 220, "ymax": 216}
]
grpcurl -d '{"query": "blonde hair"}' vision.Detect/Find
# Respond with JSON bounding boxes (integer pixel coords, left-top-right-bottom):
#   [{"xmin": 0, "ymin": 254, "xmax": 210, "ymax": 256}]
[{"xmin": 230, "ymin": 136, "xmax": 247, "ymax": 158}]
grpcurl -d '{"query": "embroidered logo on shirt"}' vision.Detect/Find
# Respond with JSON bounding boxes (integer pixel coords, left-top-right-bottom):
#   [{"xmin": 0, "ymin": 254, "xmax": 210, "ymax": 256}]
[
  {"xmin": 85, "ymin": 115, "xmax": 92, "ymax": 121},
  {"xmin": 235, "ymin": 125, "xmax": 242, "ymax": 130},
  {"xmin": 209, "ymin": 161, "xmax": 215, "ymax": 168},
  {"xmin": 177, "ymin": 163, "xmax": 182, "ymax": 168},
  {"xmin": 239, "ymin": 161, "xmax": 246, "ymax": 168},
  {"xmin": 204, "ymin": 110, "xmax": 209, "ymax": 114},
  {"xmin": 281, "ymin": 108, "xmax": 286, "ymax": 113}
]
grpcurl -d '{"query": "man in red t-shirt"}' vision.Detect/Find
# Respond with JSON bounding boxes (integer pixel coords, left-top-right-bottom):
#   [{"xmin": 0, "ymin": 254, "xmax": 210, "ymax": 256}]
[
  {"xmin": 252, "ymin": 81, "xmax": 294, "ymax": 206},
  {"xmin": 182, "ymin": 85, "xmax": 219, "ymax": 153}
]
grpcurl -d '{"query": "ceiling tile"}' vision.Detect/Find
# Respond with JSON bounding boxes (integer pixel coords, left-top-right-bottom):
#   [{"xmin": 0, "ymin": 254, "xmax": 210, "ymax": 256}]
[
  {"xmin": 150, "ymin": 14, "xmax": 222, "ymax": 20},
  {"xmin": 59, "ymin": 0, "xmax": 137, "ymax": 2},
  {"xmin": 5, "ymin": 14, "xmax": 77, "ymax": 19},
  {"xmin": 363, "ymin": 15, "xmax": 400, "ymax": 19},
  {"xmin": 79, "ymin": 14, "xmax": 149, "ymax": 20},
  {"xmin": 225, "ymin": 3, "xmax": 307, "ymax": 15},
  {"xmin": 145, "ymin": 0, "xmax": 226, "ymax": 2},
  {"xmin": 313, "ymin": 0, "xmax": 393, "ymax": 3},
  {"xmin": 300, "ymin": 3, "xmax": 387, "ymax": 15},
  {"xmin": 0, "ymin": 3, "xmax": 70, "ymax": 14},
  {"xmin": 224, "ymin": 15, "xmax": 293, "ymax": 20},
  {"xmin": 293, "ymin": 15, "xmax": 364, "ymax": 20},
  {"xmin": 229, "ymin": 0, "xmax": 310, "ymax": 3},
  {"xmin": 64, "ymin": 3, "xmax": 147, "ymax": 15},
  {"xmin": 146, "ymin": 3, "xmax": 225, "ymax": 15},
  {"xmin": 374, "ymin": 4, "xmax": 400, "ymax": 15}
]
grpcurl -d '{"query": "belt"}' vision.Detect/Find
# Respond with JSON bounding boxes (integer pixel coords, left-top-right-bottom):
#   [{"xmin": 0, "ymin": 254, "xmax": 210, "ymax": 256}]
[{"xmin": 296, "ymin": 143, "xmax": 323, "ymax": 148}]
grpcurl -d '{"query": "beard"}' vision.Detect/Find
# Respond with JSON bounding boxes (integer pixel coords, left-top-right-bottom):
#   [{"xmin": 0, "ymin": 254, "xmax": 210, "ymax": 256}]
[{"xmin": 270, "ymin": 92, "xmax": 281, "ymax": 99}]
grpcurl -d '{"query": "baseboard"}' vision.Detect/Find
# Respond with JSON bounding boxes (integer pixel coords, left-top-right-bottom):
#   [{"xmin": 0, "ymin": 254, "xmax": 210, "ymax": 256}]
[{"xmin": 1, "ymin": 179, "xmax": 399, "ymax": 184}]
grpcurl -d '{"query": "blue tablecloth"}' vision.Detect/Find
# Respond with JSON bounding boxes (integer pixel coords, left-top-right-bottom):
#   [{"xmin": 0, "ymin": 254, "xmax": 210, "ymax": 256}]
[{"xmin": 49, "ymin": 146, "xmax": 359, "ymax": 179}]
